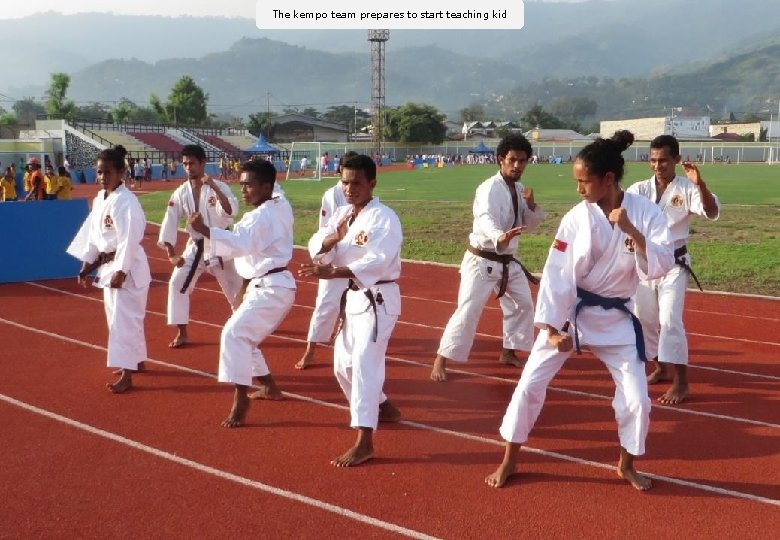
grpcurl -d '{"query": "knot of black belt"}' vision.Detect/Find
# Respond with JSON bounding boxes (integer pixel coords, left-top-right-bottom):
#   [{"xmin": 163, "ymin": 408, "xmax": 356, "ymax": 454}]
[
  {"xmin": 573, "ymin": 287, "xmax": 647, "ymax": 362},
  {"xmin": 79, "ymin": 250, "xmax": 116, "ymax": 279},
  {"xmin": 673, "ymin": 245, "xmax": 703, "ymax": 291},
  {"xmin": 180, "ymin": 238, "xmax": 204, "ymax": 294},
  {"xmin": 332, "ymin": 278, "xmax": 395, "ymax": 343},
  {"xmin": 466, "ymin": 244, "xmax": 539, "ymax": 298}
]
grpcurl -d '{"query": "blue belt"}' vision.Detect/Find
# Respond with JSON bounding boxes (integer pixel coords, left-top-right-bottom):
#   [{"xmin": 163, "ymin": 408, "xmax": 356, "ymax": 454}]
[{"xmin": 573, "ymin": 287, "xmax": 646, "ymax": 361}]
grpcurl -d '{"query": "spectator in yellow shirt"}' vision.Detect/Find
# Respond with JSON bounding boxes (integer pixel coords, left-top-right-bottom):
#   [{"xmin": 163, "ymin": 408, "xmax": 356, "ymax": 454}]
[
  {"xmin": 44, "ymin": 165, "xmax": 60, "ymax": 200},
  {"xmin": 56, "ymin": 166, "xmax": 73, "ymax": 200},
  {"xmin": 1, "ymin": 167, "xmax": 18, "ymax": 201}
]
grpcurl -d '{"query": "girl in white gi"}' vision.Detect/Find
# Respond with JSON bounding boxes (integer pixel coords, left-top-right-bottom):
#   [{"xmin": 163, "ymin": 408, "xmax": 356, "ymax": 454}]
[
  {"xmin": 67, "ymin": 145, "xmax": 151, "ymax": 393},
  {"xmin": 158, "ymin": 144, "xmax": 243, "ymax": 349},
  {"xmin": 189, "ymin": 158, "xmax": 295, "ymax": 428},
  {"xmin": 296, "ymin": 151, "xmax": 357, "ymax": 370},
  {"xmin": 432, "ymin": 134, "xmax": 545, "ymax": 381},
  {"xmin": 485, "ymin": 131, "xmax": 674, "ymax": 491},
  {"xmin": 299, "ymin": 154, "xmax": 402, "ymax": 467},
  {"xmin": 627, "ymin": 135, "xmax": 719, "ymax": 404}
]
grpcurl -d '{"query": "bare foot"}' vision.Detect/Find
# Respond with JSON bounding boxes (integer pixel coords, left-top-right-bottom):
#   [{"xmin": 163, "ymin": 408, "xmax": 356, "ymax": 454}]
[
  {"xmin": 430, "ymin": 355, "xmax": 448, "ymax": 382},
  {"xmin": 331, "ymin": 445, "xmax": 374, "ymax": 467},
  {"xmin": 169, "ymin": 335, "xmax": 188, "ymax": 348},
  {"xmin": 617, "ymin": 467, "xmax": 653, "ymax": 491},
  {"xmin": 658, "ymin": 383, "xmax": 689, "ymax": 404},
  {"xmin": 617, "ymin": 447, "xmax": 652, "ymax": 490},
  {"xmin": 222, "ymin": 389, "xmax": 250, "ymax": 428},
  {"xmin": 485, "ymin": 463, "xmax": 517, "ymax": 488},
  {"xmin": 378, "ymin": 400, "xmax": 401, "ymax": 422},
  {"xmin": 248, "ymin": 374, "xmax": 284, "ymax": 400},
  {"xmin": 295, "ymin": 347, "xmax": 315, "ymax": 370},
  {"xmin": 499, "ymin": 349, "xmax": 524, "ymax": 367},
  {"xmin": 486, "ymin": 443, "xmax": 520, "ymax": 488},
  {"xmin": 107, "ymin": 370, "xmax": 132, "ymax": 393}
]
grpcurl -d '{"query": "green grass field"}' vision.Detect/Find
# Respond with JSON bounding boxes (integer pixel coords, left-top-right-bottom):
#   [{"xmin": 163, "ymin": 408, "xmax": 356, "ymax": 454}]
[{"xmin": 140, "ymin": 162, "xmax": 780, "ymax": 297}]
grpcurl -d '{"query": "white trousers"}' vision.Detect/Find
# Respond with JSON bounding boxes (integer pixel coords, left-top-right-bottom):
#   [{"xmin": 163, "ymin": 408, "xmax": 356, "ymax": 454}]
[
  {"xmin": 103, "ymin": 283, "xmax": 149, "ymax": 370},
  {"xmin": 334, "ymin": 294, "xmax": 395, "ymax": 430},
  {"xmin": 499, "ymin": 333, "xmax": 651, "ymax": 456},
  {"xmin": 306, "ymin": 277, "xmax": 349, "ymax": 343},
  {"xmin": 438, "ymin": 250, "xmax": 535, "ymax": 362},
  {"xmin": 634, "ymin": 265, "xmax": 689, "ymax": 365},
  {"xmin": 218, "ymin": 282, "xmax": 295, "ymax": 387},
  {"xmin": 167, "ymin": 240, "xmax": 243, "ymax": 325}
]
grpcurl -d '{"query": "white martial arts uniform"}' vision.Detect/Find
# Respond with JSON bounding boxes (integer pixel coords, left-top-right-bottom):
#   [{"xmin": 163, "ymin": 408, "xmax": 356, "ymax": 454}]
[
  {"xmin": 306, "ymin": 181, "xmax": 349, "ymax": 343},
  {"xmin": 499, "ymin": 193, "xmax": 674, "ymax": 456},
  {"xmin": 308, "ymin": 197, "xmax": 402, "ymax": 430},
  {"xmin": 438, "ymin": 171, "xmax": 545, "ymax": 362},
  {"xmin": 208, "ymin": 195, "xmax": 296, "ymax": 387},
  {"xmin": 158, "ymin": 178, "xmax": 243, "ymax": 325},
  {"xmin": 627, "ymin": 175, "xmax": 719, "ymax": 365},
  {"xmin": 67, "ymin": 185, "xmax": 151, "ymax": 370}
]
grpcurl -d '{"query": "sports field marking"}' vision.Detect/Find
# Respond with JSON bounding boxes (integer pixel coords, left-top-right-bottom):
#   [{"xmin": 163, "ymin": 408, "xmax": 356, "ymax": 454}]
[
  {"xmin": 1, "ymin": 316, "xmax": 777, "ymax": 508},
  {"xmin": 0, "ymin": 392, "xmax": 441, "ymax": 540},
  {"xmin": 23, "ymin": 282, "xmax": 780, "ymax": 423},
  {"xmin": 141, "ymin": 272, "xmax": 780, "ymax": 348}
]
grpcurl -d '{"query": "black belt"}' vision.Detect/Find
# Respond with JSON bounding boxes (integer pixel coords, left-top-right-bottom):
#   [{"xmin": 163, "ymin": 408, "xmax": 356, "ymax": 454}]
[
  {"xmin": 573, "ymin": 287, "xmax": 647, "ymax": 362},
  {"xmin": 333, "ymin": 279, "xmax": 396, "ymax": 343},
  {"xmin": 466, "ymin": 244, "xmax": 539, "ymax": 298},
  {"xmin": 79, "ymin": 251, "xmax": 115, "ymax": 280},
  {"xmin": 180, "ymin": 238, "xmax": 204, "ymax": 294},
  {"xmin": 254, "ymin": 266, "xmax": 288, "ymax": 280},
  {"xmin": 674, "ymin": 245, "xmax": 703, "ymax": 291}
]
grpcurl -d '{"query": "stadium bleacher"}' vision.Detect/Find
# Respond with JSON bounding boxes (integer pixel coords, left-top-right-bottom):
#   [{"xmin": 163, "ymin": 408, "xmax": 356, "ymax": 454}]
[
  {"xmin": 219, "ymin": 135, "xmax": 257, "ymax": 152},
  {"xmin": 93, "ymin": 130, "xmax": 154, "ymax": 154},
  {"xmin": 128, "ymin": 132, "xmax": 184, "ymax": 154},
  {"xmin": 198, "ymin": 134, "xmax": 240, "ymax": 154}
]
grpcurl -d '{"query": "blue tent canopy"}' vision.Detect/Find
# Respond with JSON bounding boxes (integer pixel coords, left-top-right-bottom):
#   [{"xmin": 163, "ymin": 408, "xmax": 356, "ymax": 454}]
[
  {"xmin": 469, "ymin": 141, "xmax": 494, "ymax": 154},
  {"xmin": 243, "ymin": 134, "xmax": 280, "ymax": 154}
]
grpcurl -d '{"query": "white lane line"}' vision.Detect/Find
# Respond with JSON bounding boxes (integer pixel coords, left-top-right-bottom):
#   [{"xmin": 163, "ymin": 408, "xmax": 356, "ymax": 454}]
[
  {"xmin": 141, "ymin": 277, "xmax": 780, "ymax": 350},
  {"xmin": 22, "ymin": 282, "xmax": 780, "ymax": 424},
  {"xmin": 1, "ymin": 318, "xmax": 778, "ymax": 508},
  {"xmin": 0, "ymin": 392, "xmax": 441, "ymax": 540},
  {"xmin": 145, "ymin": 253, "xmax": 780, "ymax": 322}
]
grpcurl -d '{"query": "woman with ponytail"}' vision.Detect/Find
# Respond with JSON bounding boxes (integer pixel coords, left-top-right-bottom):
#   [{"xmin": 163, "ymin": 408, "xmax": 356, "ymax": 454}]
[{"xmin": 486, "ymin": 131, "xmax": 674, "ymax": 491}]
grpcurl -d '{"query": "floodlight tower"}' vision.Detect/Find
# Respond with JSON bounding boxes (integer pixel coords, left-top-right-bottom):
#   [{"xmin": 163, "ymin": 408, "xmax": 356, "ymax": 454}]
[{"xmin": 368, "ymin": 29, "xmax": 390, "ymax": 154}]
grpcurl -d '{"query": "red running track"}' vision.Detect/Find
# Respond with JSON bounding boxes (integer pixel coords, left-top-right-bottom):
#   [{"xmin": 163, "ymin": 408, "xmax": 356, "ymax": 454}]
[{"xmin": 0, "ymin": 224, "xmax": 778, "ymax": 539}]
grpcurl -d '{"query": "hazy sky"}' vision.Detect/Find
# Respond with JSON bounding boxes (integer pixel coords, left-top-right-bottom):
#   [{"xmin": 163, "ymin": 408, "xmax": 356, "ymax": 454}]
[{"xmin": 0, "ymin": 0, "xmax": 590, "ymax": 20}]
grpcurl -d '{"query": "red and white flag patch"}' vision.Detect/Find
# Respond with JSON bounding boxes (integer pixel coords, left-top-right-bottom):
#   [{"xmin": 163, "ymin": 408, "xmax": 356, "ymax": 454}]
[
  {"xmin": 552, "ymin": 239, "xmax": 568, "ymax": 252},
  {"xmin": 167, "ymin": 200, "xmax": 175, "ymax": 207}
]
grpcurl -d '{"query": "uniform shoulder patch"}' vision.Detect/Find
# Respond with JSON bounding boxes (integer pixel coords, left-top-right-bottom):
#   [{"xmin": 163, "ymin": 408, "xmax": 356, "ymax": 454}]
[{"xmin": 552, "ymin": 239, "xmax": 568, "ymax": 252}]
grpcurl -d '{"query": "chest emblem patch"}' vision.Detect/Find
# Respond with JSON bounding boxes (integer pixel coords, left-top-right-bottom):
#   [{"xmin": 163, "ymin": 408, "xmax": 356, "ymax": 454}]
[
  {"xmin": 354, "ymin": 231, "xmax": 368, "ymax": 247},
  {"xmin": 208, "ymin": 195, "xmax": 217, "ymax": 207},
  {"xmin": 624, "ymin": 237, "xmax": 635, "ymax": 253},
  {"xmin": 670, "ymin": 194, "xmax": 684, "ymax": 207},
  {"xmin": 104, "ymin": 215, "xmax": 114, "ymax": 229}
]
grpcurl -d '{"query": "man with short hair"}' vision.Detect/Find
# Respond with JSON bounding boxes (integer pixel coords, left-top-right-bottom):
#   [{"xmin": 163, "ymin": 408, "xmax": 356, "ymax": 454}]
[
  {"xmin": 299, "ymin": 154, "xmax": 402, "ymax": 467},
  {"xmin": 431, "ymin": 134, "xmax": 545, "ymax": 381},
  {"xmin": 296, "ymin": 150, "xmax": 357, "ymax": 370},
  {"xmin": 627, "ymin": 134, "xmax": 719, "ymax": 404},
  {"xmin": 23, "ymin": 157, "xmax": 45, "ymax": 201},
  {"xmin": 189, "ymin": 158, "xmax": 295, "ymax": 427},
  {"xmin": 158, "ymin": 144, "xmax": 243, "ymax": 348}
]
